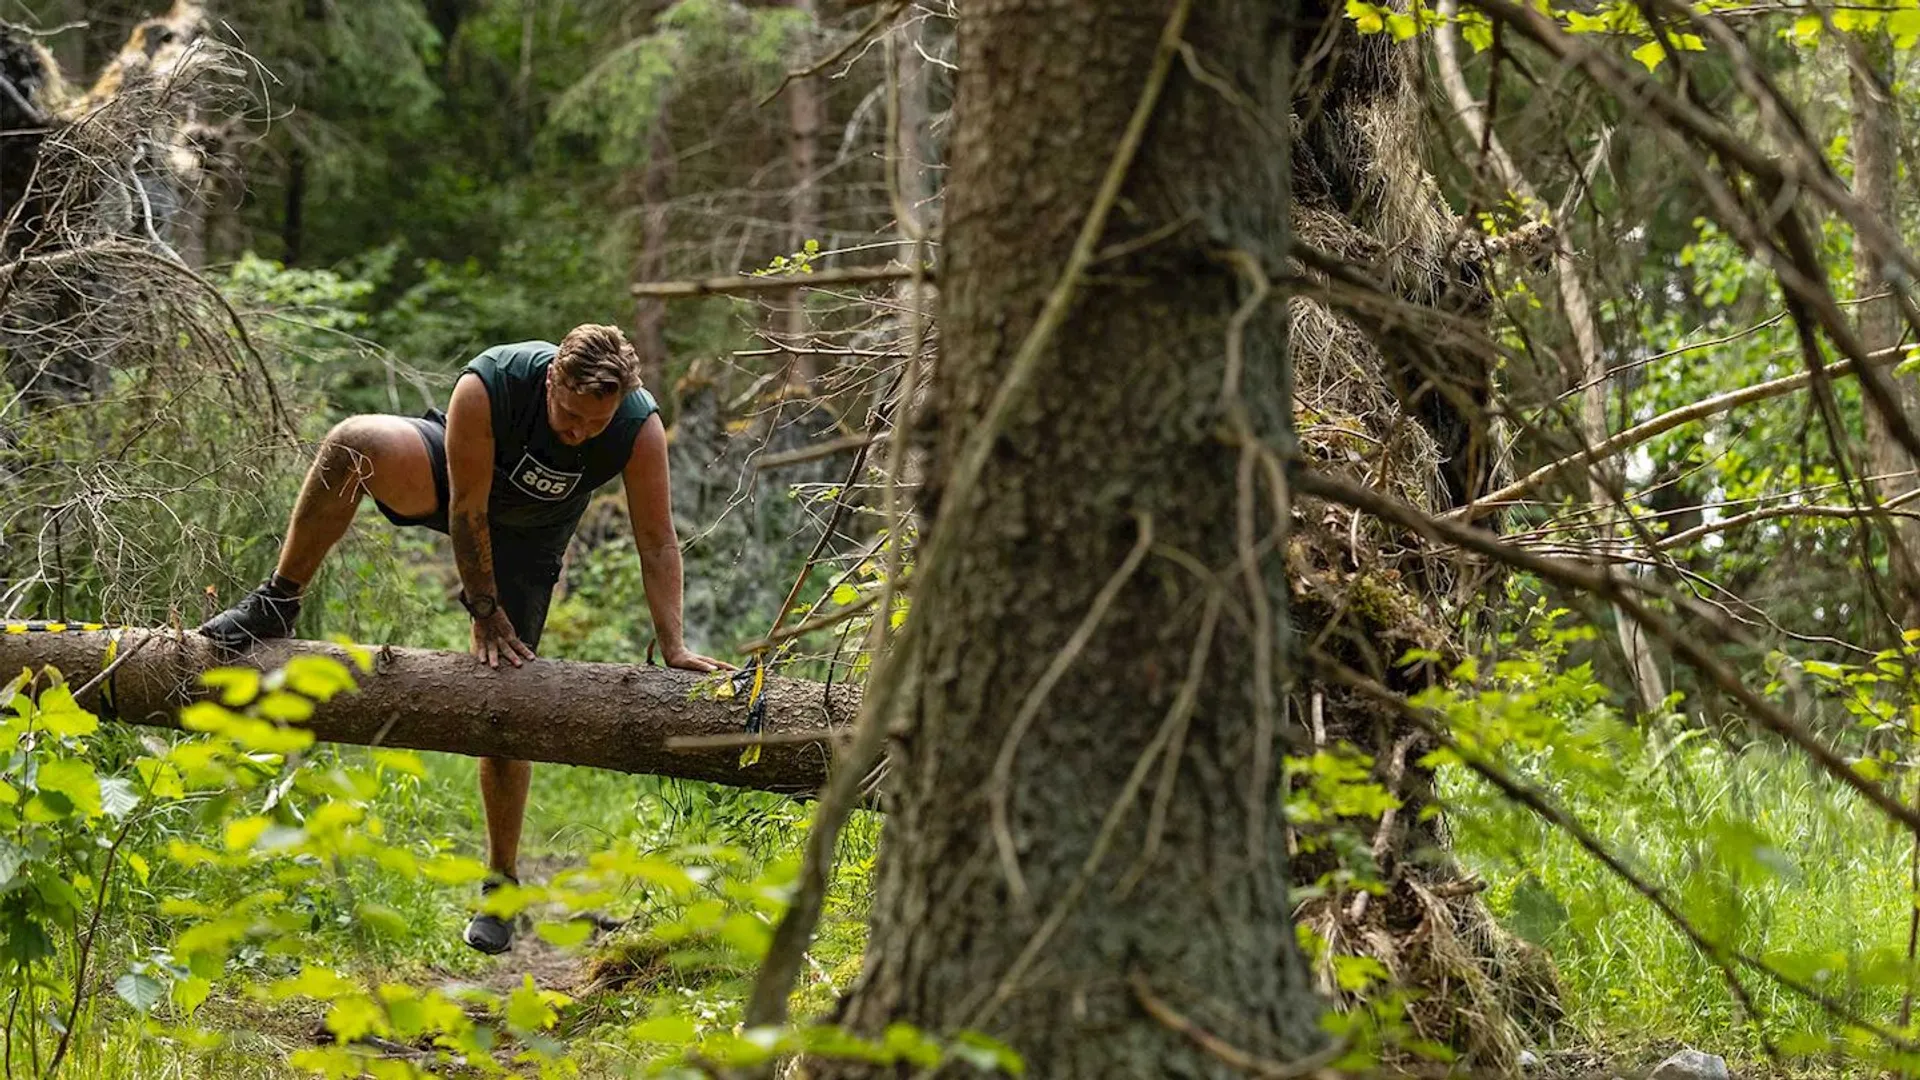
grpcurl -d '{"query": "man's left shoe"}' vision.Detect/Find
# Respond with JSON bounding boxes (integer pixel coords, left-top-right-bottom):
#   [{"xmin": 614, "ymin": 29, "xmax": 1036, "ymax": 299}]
[
  {"xmin": 463, "ymin": 875, "xmax": 518, "ymax": 956},
  {"xmin": 198, "ymin": 581, "xmax": 301, "ymax": 650}
]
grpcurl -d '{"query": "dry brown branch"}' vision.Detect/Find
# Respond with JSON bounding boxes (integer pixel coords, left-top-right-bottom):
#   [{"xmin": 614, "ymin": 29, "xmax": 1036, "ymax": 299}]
[
  {"xmin": 1657, "ymin": 497, "xmax": 1920, "ymax": 550},
  {"xmin": 757, "ymin": 0, "xmax": 911, "ymax": 108},
  {"xmin": 1455, "ymin": 345, "xmax": 1902, "ymax": 520},
  {"xmin": 630, "ymin": 264, "xmax": 927, "ymax": 298}
]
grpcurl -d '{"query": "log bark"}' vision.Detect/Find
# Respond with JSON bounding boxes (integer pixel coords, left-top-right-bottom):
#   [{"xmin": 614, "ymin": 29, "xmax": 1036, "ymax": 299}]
[{"xmin": 0, "ymin": 631, "xmax": 851, "ymax": 793}]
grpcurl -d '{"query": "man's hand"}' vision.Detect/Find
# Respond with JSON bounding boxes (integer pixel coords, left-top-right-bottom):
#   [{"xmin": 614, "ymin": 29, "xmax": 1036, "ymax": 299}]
[
  {"xmin": 473, "ymin": 609, "xmax": 536, "ymax": 669},
  {"xmin": 663, "ymin": 646, "xmax": 734, "ymax": 673}
]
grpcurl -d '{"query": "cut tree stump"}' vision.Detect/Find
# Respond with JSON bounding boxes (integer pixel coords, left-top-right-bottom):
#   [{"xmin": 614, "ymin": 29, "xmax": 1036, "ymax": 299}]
[{"xmin": 0, "ymin": 631, "xmax": 851, "ymax": 793}]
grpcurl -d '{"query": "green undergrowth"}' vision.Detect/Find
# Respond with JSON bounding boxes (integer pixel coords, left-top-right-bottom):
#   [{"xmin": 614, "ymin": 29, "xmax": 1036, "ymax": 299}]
[
  {"xmin": 1440, "ymin": 605, "xmax": 1920, "ymax": 1072},
  {"xmin": 8, "ymin": 579, "xmax": 889, "ymax": 1078}
]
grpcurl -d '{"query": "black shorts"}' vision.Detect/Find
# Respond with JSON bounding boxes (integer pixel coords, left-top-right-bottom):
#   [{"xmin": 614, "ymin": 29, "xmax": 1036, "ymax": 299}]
[{"xmin": 373, "ymin": 409, "xmax": 564, "ymax": 650}]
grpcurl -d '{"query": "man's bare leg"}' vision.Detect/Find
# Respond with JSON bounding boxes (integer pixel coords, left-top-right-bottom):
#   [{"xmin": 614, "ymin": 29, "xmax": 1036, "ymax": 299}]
[
  {"xmin": 275, "ymin": 416, "xmax": 440, "ymax": 588},
  {"xmin": 479, "ymin": 757, "xmax": 531, "ymax": 880},
  {"xmin": 202, "ymin": 416, "xmax": 442, "ymax": 648}
]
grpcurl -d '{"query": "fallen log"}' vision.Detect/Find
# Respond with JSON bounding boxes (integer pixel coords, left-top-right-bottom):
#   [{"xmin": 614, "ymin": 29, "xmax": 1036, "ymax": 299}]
[{"xmin": 0, "ymin": 630, "xmax": 851, "ymax": 794}]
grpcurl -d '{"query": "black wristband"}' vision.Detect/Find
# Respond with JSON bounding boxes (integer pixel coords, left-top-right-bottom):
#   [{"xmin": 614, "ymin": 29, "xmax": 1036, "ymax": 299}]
[{"xmin": 459, "ymin": 591, "xmax": 499, "ymax": 620}]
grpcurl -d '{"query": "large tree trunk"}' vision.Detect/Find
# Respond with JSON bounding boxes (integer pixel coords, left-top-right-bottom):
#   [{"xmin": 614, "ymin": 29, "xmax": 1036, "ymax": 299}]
[
  {"xmin": 0, "ymin": 631, "xmax": 852, "ymax": 792},
  {"xmin": 820, "ymin": 3, "xmax": 1323, "ymax": 1077}
]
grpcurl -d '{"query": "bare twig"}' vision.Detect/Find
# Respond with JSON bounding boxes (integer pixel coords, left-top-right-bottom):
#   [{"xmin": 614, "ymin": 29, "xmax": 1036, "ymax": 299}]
[
  {"xmin": 631, "ymin": 264, "xmax": 929, "ymax": 299},
  {"xmin": 757, "ymin": 0, "xmax": 911, "ymax": 108},
  {"xmin": 1456, "ymin": 345, "xmax": 1902, "ymax": 520}
]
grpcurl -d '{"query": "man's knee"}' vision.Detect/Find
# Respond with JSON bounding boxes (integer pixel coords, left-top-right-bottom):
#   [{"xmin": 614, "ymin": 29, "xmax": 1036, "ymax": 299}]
[
  {"xmin": 314, "ymin": 416, "xmax": 427, "ymax": 500},
  {"xmin": 314, "ymin": 417, "xmax": 385, "ymax": 491}
]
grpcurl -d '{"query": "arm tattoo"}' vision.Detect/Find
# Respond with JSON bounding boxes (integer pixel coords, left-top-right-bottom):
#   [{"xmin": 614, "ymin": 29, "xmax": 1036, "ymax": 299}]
[{"xmin": 451, "ymin": 506, "xmax": 497, "ymax": 601}]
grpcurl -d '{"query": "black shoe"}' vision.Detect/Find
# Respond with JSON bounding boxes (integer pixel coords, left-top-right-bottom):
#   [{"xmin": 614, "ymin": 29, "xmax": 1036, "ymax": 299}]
[
  {"xmin": 463, "ymin": 875, "xmax": 518, "ymax": 956},
  {"xmin": 198, "ymin": 581, "xmax": 301, "ymax": 650}
]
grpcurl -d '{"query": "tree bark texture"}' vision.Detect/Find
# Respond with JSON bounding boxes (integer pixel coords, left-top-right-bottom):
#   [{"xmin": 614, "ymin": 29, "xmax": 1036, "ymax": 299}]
[
  {"xmin": 632, "ymin": 100, "xmax": 676, "ymax": 392},
  {"xmin": 782, "ymin": 0, "xmax": 823, "ymax": 391},
  {"xmin": 821, "ymin": 2, "xmax": 1322, "ymax": 1077},
  {"xmin": 1851, "ymin": 34, "xmax": 1920, "ymax": 627},
  {"xmin": 0, "ymin": 630, "xmax": 852, "ymax": 793}
]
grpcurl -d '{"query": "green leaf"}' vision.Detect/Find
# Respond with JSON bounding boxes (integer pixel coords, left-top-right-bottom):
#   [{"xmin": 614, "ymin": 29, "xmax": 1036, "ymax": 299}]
[
  {"xmin": 225, "ymin": 816, "xmax": 271, "ymax": 852},
  {"xmin": 881, "ymin": 1023, "xmax": 943, "ymax": 1067},
  {"xmin": 257, "ymin": 690, "xmax": 316, "ymax": 723},
  {"xmin": 33, "ymin": 685, "xmax": 97, "ymax": 738},
  {"xmin": 357, "ymin": 902, "xmax": 409, "ymax": 939},
  {"xmin": 200, "ymin": 667, "xmax": 261, "ymax": 707},
  {"xmin": 272, "ymin": 966, "xmax": 360, "ymax": 1002},
  {"xmin": 35, "ymin": 757, "xmax": 102, "ymax": 819},
  {"xmin": 831, "ymin": 583, "xmax": 860, "ymax": 606},
  {"xmin": 951, "ymin": 1031, "xmax": 1026, "ymax": 1076},
  {"xmin": 0, "ymin": 909, "xmax": 53, "ymax": 965},
  {"xmin": 1345, "ymin": 0, "xmax": 1385, "ymax": 34},
  {"xmin": 632, "ymin": 1014, "xmax": 698, "ymax": 1044},
  {"xmin": 1893, "ymin": 6, "xmax": 1920, "ymax": 47},
  {"xmin": 1832, "ymin": 6, "xmax": 1880, "ymax": 31},
  {"xmin": 134, "ymin": 758, "xmax": 184, "ymax": 799},
  {"xmin": 505, "ymin": 976, "xmax": 559, "ymax": 1033},
  {"xmin": 100, "ymin": 777, "xmax": 139, "ymax": 819},
  {"xmin": 1631, "ymin": 39, "xmax": 1666, "ymax": 71},
  {"xmin": 114, "ymin": 972, "xmax": 166, "ymax": 1013},
  {"xmin": 282, "ymin": 656, "xmax": 356, "ymax": 703},
  {"xmin": 535, "ymin": 919, "xmax": 595, "ymax": 949},
  {"xmin": 325, "ymin": 994, "xmax": 387, "ymax": 1041},
  {"xmin": 0, "ymin": 839, "xmax": 26, "ymax": 891}
]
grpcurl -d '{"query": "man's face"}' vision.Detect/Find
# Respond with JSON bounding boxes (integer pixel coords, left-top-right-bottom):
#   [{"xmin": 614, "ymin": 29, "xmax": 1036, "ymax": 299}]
[{"xmin": 546, "ymin": 369, "xmax": 623, "ymax": 446}]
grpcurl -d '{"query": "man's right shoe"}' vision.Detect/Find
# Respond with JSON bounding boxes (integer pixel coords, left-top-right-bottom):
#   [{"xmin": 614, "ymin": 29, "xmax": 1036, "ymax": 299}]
[
  {"xmin": 197, "ymin": 582, "xmax": 301, "ymax": 650},
  {"xmin": 463, "ymin": 875, "xmax": 518, "ymax": 956}
]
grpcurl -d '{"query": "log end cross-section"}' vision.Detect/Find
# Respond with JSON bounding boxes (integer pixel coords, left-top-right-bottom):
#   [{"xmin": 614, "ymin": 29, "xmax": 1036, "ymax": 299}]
[{"xmin": 0, "ymin": 631, "xmax": 851, "ymax": 794}]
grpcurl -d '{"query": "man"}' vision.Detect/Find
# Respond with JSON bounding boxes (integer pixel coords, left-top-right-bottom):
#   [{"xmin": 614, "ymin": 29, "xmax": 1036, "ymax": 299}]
[{"xmin": 199, "ymin": 324, "xmax": 731, "ymax": 954}]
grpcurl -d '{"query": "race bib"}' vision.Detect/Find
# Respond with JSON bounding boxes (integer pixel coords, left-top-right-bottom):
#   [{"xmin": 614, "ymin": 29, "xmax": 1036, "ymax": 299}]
[{"xmin": 509, "ymin": 452, "xmax": 582, "ymax": 502}]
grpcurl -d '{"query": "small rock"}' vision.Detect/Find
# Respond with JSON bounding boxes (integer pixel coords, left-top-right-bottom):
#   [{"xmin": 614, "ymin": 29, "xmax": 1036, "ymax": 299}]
[
  {"xmin": 1518, "ymin": 1048, "xmax": 1541, "ymax": 1070},
  {"xmin": 1649, "ymin": 1048, "xmax": 1730, "ymax": 1080}
]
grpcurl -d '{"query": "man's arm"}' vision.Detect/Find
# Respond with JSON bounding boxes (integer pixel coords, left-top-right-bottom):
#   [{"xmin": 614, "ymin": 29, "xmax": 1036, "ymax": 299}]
[
  {"xmin": 624, "ymin": 415, "xmax": 731, "ymax": 673},
  {"xmin": 446, "ymin": 374, "xmax": 535, "ymax": 669}
]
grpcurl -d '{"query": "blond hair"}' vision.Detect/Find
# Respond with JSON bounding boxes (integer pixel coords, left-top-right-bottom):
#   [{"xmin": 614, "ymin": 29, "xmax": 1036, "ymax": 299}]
[{"xmin": 553, "ymin": 324, "xmax": 643, "ymax": 397}]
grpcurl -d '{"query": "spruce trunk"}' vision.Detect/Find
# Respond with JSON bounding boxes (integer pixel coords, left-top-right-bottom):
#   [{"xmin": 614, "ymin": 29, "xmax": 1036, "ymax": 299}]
[{"xmin": 821, "ymin": 2, "xmax": 1324, "ymax": 1075}]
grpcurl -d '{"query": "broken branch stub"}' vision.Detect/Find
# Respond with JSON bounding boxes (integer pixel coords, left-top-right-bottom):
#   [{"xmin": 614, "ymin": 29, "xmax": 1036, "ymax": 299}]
[{"xmin": 0, "ymin": 631, "xmax": 850, "ymax": 793}]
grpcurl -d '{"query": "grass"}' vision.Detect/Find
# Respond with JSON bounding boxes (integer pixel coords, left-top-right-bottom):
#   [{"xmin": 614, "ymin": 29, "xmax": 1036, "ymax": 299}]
[{"xmin": 1445, "ymin": 721, "xmax": 1920, "ymax": 1069}]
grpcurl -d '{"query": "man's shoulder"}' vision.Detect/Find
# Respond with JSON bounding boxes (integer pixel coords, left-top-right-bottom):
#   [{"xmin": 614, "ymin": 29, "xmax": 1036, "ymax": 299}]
[
  {"xmin": 618, "ymin": 384, "xmax": 660, "ymax": 422},
  {"xmin": 469, "ymin": 341, "xmax": 558, "ymax": 379}
]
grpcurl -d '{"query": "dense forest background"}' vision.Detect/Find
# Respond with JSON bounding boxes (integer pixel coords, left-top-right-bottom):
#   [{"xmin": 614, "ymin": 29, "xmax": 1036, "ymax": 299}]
[{"xmin": 9, "ymin": 0, "xmax": 1920, "ymax": 1077}]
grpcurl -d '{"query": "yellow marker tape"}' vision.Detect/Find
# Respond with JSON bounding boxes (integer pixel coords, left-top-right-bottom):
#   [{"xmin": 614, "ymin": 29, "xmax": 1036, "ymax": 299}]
[
  {"xmin": 737, "ymin": 659, "xmax": 770, "ymax": 768},
  {"xmin": 3, "ymin": 624, "xmax": 23, "ymax": 634},
  {"xmin": 99, "ymin": 629, "xmax": 120, "ymax": 711}
]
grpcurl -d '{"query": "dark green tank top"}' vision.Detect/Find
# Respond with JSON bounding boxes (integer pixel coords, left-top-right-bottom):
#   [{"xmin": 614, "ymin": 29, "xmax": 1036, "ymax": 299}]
[{"xmin": 463, "ymin": 341, "xmax": 658, "ymax": 549}]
